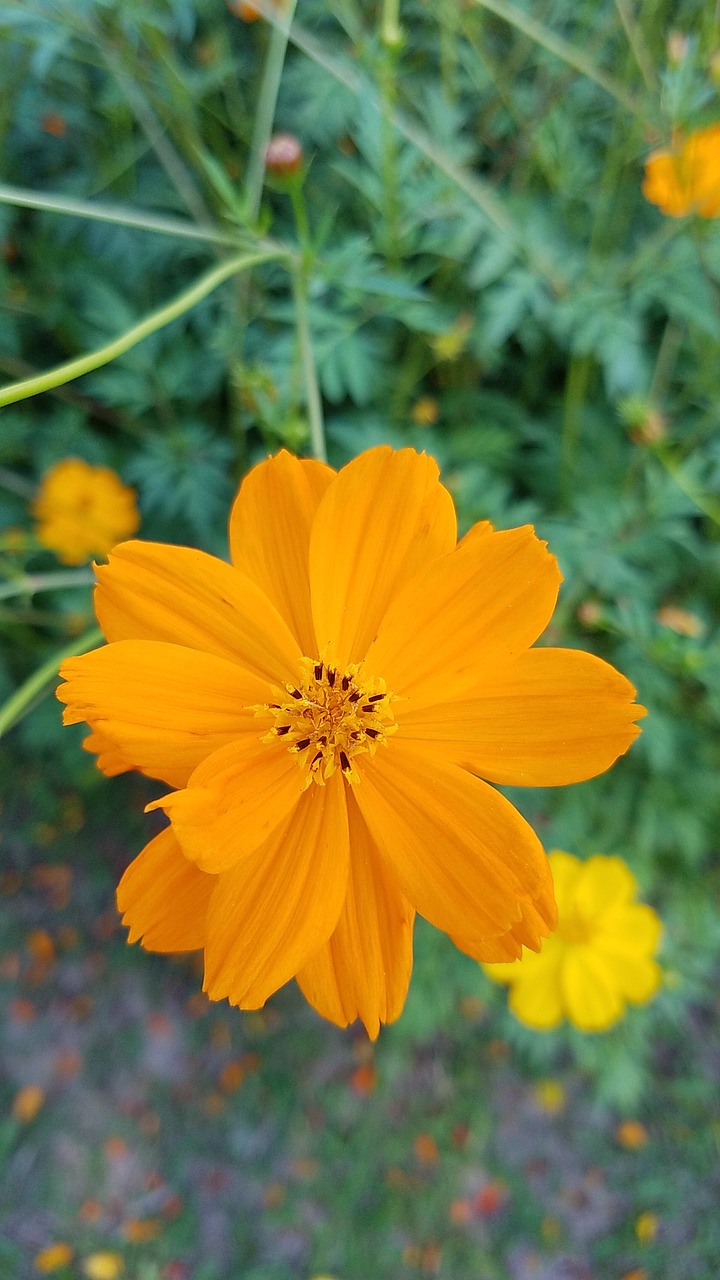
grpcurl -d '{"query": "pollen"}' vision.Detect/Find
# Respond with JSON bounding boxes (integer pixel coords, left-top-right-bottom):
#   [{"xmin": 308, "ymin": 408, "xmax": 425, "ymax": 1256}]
[{"xmin": 257, "ymin": 658, "xmax": 397, "ymax": 786}]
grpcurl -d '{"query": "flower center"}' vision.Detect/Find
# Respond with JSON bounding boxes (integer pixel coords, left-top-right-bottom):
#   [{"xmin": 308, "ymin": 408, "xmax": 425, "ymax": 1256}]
[
  {"xmin": 258, "ymin": 658, "xmax": 397, "ymax": 787},
  {"xmin": 558, "ymin": 911, "xmax": 593, "ymax": 946}
]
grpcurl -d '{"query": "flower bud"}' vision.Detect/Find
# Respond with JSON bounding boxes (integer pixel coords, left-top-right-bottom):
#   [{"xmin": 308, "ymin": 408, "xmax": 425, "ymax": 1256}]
[{"xmin": 264, "ymin": 133, "xmax": 304, "ymax": 178}]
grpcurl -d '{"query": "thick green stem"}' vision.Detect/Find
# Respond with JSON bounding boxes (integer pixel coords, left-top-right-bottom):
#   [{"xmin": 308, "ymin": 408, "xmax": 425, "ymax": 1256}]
[
  {"xmin": 0, "ymin": 248, "xmax": 285, "ymax": 408},
  {"xmin": 0, "ymin": 626, "xmax": 103, "ymax": 739}
]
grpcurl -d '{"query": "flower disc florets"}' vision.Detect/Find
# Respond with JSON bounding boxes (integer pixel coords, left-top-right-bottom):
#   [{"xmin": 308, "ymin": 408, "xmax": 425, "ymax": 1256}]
[{"xmin": 258, "ymin": 657, "xmax": 397, "ymax": 787}]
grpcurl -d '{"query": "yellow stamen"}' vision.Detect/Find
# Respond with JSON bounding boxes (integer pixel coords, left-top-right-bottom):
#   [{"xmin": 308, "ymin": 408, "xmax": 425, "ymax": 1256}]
[{"xmin": 256, "ymin": 657, "xmax": 397, "ymax": 787}]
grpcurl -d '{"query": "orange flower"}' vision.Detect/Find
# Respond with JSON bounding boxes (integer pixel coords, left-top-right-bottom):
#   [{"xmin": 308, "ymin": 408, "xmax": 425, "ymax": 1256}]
[
  {"xmin": 58, "ymin": 448, "xmax": 643, "ymax": 1037},
  {"xmin": 32, "ymin": 459, "xmax": 140, "ymax": 566},
  {"xmin": 33, "ymin": 1243, "xmax": 74, "ymax": 1273},
  {"xmin": 643, "ymin": 123, "xmax": 720, "ymax": 217},
  {"xmin": 12, "ymin": 1083, "xmax": 45, "ymax": 1123}
]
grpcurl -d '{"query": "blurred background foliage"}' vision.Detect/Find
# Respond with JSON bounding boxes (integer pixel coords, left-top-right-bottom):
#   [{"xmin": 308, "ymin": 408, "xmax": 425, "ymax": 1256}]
[{"xmin": 1, "ymin": 0, "xmax": 719, "ymax": 1277}]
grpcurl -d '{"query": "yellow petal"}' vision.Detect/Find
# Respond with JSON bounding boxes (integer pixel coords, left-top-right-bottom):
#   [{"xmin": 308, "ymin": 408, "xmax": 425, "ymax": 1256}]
[
  {"xmin": 203, "ymin": 774, "xmax": 349, "ymax": 1008},
  {"xmin": 546, "ymin": 851, "xmax": 584, "ymax": 915},
  {"xmin": 229, "ymin": 451, "xmax": 335, "ymax": 655},
  {"xmin": 573, "ymin": 855, "xmax": 638, "ymax": 918},
  {"xmin": 590, "ymin": 946, "xmax": 662, "ymax": 1006},
  {"xmin": 310, "ymin": 447, "xmax": 457, "ymax": 668},
  {"xmin": 508, "ymin": 960, "xmax": 565, "ymax": 1030},
  {"xmin": 366, "ymin": 525, "xmax": 562, "ymax": 708},
  {"xmin": 296, "ymin": 790, "xmax": 415, "ymax": 1039},
  {"xmin": 117, "ymin": 826, "xmax": 215, "ymax": 952},
  {"xmin": 59, "ymin": 641, "xmax": 270, "ymax": 788},
  {"xmin": 150, "ymin": 737, "xmax": 305, "ymax": 873},
  {"xmin": 94, "ymin": 540, "xmax": 301, "ymax": 684},
  {"xmin": 560, "ymin": 948, "xmax": 625, "ymax": 1031},
  {"xmin": 353, "ymin": 742, "xmax": 555, "ymax": 959},
  {"xmin": 396, "ymin": 648, "xmax": 644, "ymax": 784}
]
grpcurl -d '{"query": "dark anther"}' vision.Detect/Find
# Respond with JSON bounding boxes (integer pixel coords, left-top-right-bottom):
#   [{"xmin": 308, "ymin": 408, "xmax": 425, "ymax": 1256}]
[
  {"xmin": 290, "ymin": 687, "xmax": 302, "ymax": 700},
  {"xmin": 327, "ymin": 669, "xmax": 336, "ymax": 687},
  {"xmin": 276, "ymin": 725, "xmax": 291, "ymax": 735},
  {"xmin": 368, "ymin": 693, "xmax": 384, "ymax": 702},
  {"xmin": 348, "ymin": 690, "xmax": 360, "ymax": 703},
  {"xmin": 339, "ymin": 750, "xmax": 350, "ymax": 771},
  {"xmin": 295, "ymin": 737, "xmax": 311, "ymax": 751},
  {"xmin": 268, "ymin": 703, "xmax": 279, "ymax": 709},
  {"xmin": 314, "ymin": 663, "xmax": 323, "ymax": 680},
  {"xmin": 311, "ymin": 751, "xmax": 323, "ymax": 766},
  {"xmin": 318, "ymin": 735, "xmax": 327, "ymax": 745},
  {"xmin": 366, "ymin": 728, "xmax": 380, "ymax": 739},
  {"xmin": 362, "ymin": 704, "xmax": 375, "ymax": 712},
  {"xmin": 341, "ymin": 675, "xmax": 350, "ymax": 690},
  {"xmin": 350, "ymin": 731, "xmax": 361, "ymax": 739}
]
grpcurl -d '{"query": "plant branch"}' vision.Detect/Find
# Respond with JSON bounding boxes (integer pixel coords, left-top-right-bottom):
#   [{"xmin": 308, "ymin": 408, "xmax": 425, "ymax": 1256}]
[
  {"xmin": 0, "ymin": 626, "xmax": 103, "ymax": 739},
  {"xmin": 0, "ymin": 183, "xmax": 240, "ymax": 246},
  {"xmin": 0, "ymin": 248, "xmax": 287, "ymax": 408}
]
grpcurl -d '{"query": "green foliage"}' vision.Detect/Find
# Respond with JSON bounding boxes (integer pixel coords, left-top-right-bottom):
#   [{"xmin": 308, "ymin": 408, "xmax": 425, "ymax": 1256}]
[{"xmin": 1, "ymin": 0, "xmax": 719, "ymax": 1274}]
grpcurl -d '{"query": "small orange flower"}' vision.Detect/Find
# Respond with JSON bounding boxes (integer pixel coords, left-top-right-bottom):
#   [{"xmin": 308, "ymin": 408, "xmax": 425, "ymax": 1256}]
[
  {"xmin": 413, "ymin": 1133, "xmax": 440, "ymax": 1164},
  {"xmin": 616, "ymin": 1119, "xmax": 649, "ymax": 1149},
  {"xmin": 33, "ymin": 1243, "xmax": 73, "ymax": 1273},
  {"xmin": 58, "ymin": 448, "xmax": 643, "ymax": 1037},
  {"xmin": 12, "ymin": 1084, "xmax": 45, "ymax": 1123},
  {"xmin": 643, "ymin": 123, "xmax": 720, "ymax": 217},
  {"xmin": 32, "ymin": 459, "xmax": 139, "ymax": 566}
]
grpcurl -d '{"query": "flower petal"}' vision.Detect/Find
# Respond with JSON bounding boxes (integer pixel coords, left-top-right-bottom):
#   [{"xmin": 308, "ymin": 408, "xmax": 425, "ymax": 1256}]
[
  {"xmin": 353, "ymin": 742, "xmax": 555, "ymax": 961},
  {"xmin": 149, "ymin": 737, "xmax": 305, "ymax": 873},
  {"xmin": 229, "ymin": 451, "xmax": 336, "ymax": 656},
  {"xmin": 396, "ymin": 648, "xmax": 643, "ymax": 785},
  {"xmin": 203, "ymin": 773, "xmax": 349, "ymax": 1009},
  {"xmin": 117, "ymin": 826, "xmax": 215, "ymax": 952},
  {"xmin": 296, "ymin": 790, "xmax": 415, "ymax": 1039},
  {"xmin": 94, "ymin": 540, "xmax": 301, "ymax": 684},
  {"xmin": 573, "ymin": 855, "xmax": 638, "ymax": 918},
  {"xmin": 58, "ymin": 641, "xmax": 270, "ymax": 788},
  {"xmin": 561, "ymin": 948, "xmax": 625, "ymax": 1031},
  {"xmin": 508, "ymin": 959, "xmax": 565, "ymax": 1030},
  {"xmin": 366, "ymin": 526, "xmax": 562, "ymax": 708},
  {"xmin": 310, "ymin": 447, "xmax": 457, "ymax": 668}
]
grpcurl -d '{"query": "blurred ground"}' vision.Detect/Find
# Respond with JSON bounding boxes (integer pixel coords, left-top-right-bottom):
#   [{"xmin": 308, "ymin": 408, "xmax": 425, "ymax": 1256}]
[{"xmin": 1, "ymin": 771, "xmax": 718, "ymax": 1280}]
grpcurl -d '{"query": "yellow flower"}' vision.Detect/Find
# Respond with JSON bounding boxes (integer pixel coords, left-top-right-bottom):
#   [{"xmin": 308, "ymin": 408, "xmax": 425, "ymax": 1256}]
[
  {"xmin": 643, "ymin": 123, "xmax": 720, "ymax": 218},
  {"xmin": 57, "ymin": 448, "xmax": 643, "ymax": 1037},
  {"xmin": 12, "ymin": 1083, "xmax": 45, "ymax": 1123},
  {"xmin": 635, "ymin": 1211, "xmax": 659, "ymax": 1244},
  {"xmin": 484, "ymin": 851, "xmax": 662, "ymax": 1032},
  {"xmin": 33, "ymin": 1243, "xmax": 74, "ymax": 1273},
  {"xmin": 81, "ymin": 1255, "xmax": 124, "ymax": 1280},
  {"xmin": 32, "ymin": 459, "xmax": 140, "ymax": 566}
]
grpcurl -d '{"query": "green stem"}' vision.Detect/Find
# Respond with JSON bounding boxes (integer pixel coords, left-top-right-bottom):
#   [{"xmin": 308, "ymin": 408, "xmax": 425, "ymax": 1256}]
[
  {"xmin": 654, "ymin": 447, "xmax": 720, "ymax": 528},
  {"xmin": 0, "ymin": 570, "xmax": 94, "ymax": 603},
  {"xmin": 613, "ymin": 0, "xmax": 658, "ymax": 94},
  {"xmin": 560, "ymin": 352, "xmax": 592, "ymax": 498},
  {"xmin": 470, "ymin": 0, "xmax": 644, "ymax": 120},
  {"xmin": 0, "ymin": 183, "xmax": 240, "ymax": 246},
  {"xmin": 381, "ymin": 0, "xmax": 402, "ymax": 47},
  {"xmin": 245, "ymin": 0, "xmax": 299, "ymax": 223},
  {"xmin": 0, "ymin": 626, "xmax": 103, "ymax": 739},
  {"xmin": 292, "ymin": 266, "xmax": 327, "ymax": 463},
  {"xmin": 0, "ymin": 248, "xmax": 285, "ymax": 408}
]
